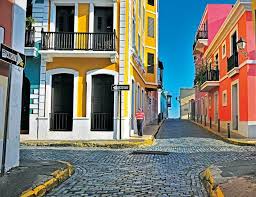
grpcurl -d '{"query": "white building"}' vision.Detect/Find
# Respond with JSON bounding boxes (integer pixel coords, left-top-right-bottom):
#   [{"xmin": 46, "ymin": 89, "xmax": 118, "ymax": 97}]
[{"xmin": 0, "ymin": 0, "xmax": 27, "ymax": 172}]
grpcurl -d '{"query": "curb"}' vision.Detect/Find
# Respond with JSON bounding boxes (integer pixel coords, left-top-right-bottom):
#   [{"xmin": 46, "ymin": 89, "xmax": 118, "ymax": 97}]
[
  {"xmin": 190, "ymin": 120, "xmax": 256, "ymax": 146},
  {"xmin": 21, "ymin": 121, "xmax": 165, "ymax": 149},
  {"xmin": 20, "ymin": 161, "xmax": 74, "ymax": 197},
  {"xmin": 201, "ymin": 167, "xmax": 224, "ymax": 197}
]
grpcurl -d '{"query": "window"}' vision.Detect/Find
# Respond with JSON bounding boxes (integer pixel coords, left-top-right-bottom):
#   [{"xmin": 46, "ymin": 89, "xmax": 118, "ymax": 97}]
[
  {"xmin": 148, "ymin": 0, "xmax": 154, "ymax": 6},
  {"xmin": 230, "ymin": 30, "xmax": 237, "ymax": 55},
  {"xmin": 142, "ymin": 89, "xmax": 144, "ymax": 109},
  {"xmin": 132, "ymin": 19, "xmax": 136, "ymax": 49},
  {"xmin": 222, "ymin": 90, "xmax": 227, "ymax": 106},
  {"xmin": 148, "ymin": 17, "xmax": 154, "ymax": 38},
  {"xmin": 222, "ymin": 42, "xmax": 226, "ymax": 58},
  {"xmin": 137, "ymin": 85, "xmax": 140, "ymax": 109},
  {"xmin": 147, "ymin": 53, "xmax": 154, "ymax": 73},
  {"xmin": 215, "ymin": 53, "xmax": 219, "ymax": 68}
]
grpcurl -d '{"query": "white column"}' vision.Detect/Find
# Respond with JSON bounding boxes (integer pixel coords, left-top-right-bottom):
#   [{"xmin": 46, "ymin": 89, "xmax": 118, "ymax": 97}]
[
  {"xmin": 74, "ymin": 1, "xmax": 79, "ymax": 32},
  {"xmin": 113, "ymin": 0, "xmax": 117, "ymax": 32},
  {"xmin": 39, "ymin": 57, "xmax": 47, "ymax": 117},
  {"xmin": 89, "ymin": 1, "xmax": 94, "ymax": 33},
  {"xmin": 50, "ymin": 1, "xmax": 56, "ymax": 32}
]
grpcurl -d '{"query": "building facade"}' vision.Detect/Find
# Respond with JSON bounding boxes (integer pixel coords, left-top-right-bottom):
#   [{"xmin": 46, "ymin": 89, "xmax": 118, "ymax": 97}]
[
  {"xmin": 20, "ymin": 0, "xmax": 159, "ymax": 141},
  {"xmin": 180, "ymin": 88, "xmax": 195, "ymax": 120},
  {"xmin": 0, "ymin": 0, "xmax": 27, "ymax": 172},
  {"xmin": 194, "ymin": 0, "xmax": 256, "ymax": 137}
]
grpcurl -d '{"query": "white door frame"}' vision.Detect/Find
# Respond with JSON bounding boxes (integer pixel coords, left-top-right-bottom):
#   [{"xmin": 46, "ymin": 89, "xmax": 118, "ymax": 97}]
[{"xmin": 231, "ymin": 80, "xmax": 239, "ymax": 130}]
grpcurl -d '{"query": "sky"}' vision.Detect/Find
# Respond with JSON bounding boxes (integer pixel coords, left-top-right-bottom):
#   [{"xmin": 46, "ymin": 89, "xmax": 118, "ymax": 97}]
[{"xmin": 159, "ymin": 0, "xmax": 236, "ymax": 118}]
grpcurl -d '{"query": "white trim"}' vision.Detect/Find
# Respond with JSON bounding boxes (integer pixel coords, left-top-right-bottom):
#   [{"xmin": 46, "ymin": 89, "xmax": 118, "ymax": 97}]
[
  {"xmin": 74, "ymin": 1, "xmax": 79, "ymax": 32},
  {"xmin": 222, "ymin": 90, "xmax": 227, "ymax": 107},
  {"xmin": 231, "ymin": 79, "xmax": 239, "ymax": 131},
  {"xmin": 50, "ymin": 1, "xmax": 56, "ymax": 32},
  {"xmin": 89, "ymin": 0, "xmax": 94, "ymax": 33},
  {"xmin": 45, "ymin": 68, "xmax": 79, "ymax": 131},
  {"xmin": 144, "ymin": 45, "xmax": 156, "ymax": 50},
  {"xmin": 86, "ymin": 69, "xmax": 118, "ymax": 132},
  {"xmin": 229, "ymin": 25, "xmax": 238, "ymax": 56},
  {"xmin": 222, "ymin": 41, "xmax": 227, "ymax": 59}
]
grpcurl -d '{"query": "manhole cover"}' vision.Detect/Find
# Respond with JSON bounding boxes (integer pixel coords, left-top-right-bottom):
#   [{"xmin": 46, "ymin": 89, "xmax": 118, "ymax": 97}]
[{"xmin": 130, "ymin": 151, "xmax": 169, "ymax": 155}]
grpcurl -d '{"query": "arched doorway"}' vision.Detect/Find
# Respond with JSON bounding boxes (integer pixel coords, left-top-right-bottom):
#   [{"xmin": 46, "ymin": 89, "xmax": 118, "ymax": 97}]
[
  {"xmin": 20, "ymin": 74, "xmax": 30, "ymax": 134},
  {"xmin": 91, "ymin": 74, "xmax": 114, "ymax": 131},
  {"xmin": 50, "ymin": 73, "xmax": 74, "ymax": 131}
]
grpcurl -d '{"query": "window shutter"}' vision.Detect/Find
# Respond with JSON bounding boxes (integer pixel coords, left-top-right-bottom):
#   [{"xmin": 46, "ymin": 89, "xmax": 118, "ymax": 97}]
[{"xmin": 148, "ymin": 17, "xmax": 154, "ymax": 38}]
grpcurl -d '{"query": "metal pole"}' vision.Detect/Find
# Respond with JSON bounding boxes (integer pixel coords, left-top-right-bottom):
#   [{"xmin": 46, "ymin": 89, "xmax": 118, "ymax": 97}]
[
  {"xmin": 227, "ymin": 123, "xmax": 231, "ymax": 138},
  {"xmin": 119, "ymin": 91, "xmax": 122, "ymax": 140},
  {"xmin": 200, "ymin": 115, "xmax": 202, "ymax": 124},
  {"xmin": 1, "ymin": 64, "xmax": 12, "ymax": 175},
  {"xmin": 218, "ymin": 119, "xmax": 220, "ymax": 133},
  {"xmin": 204, "ymin": 115, "xmax": 206, "ymax": 126},
  {"xmin": 210, "ymin": 117, "xmax": 212, "ymax": 128}
]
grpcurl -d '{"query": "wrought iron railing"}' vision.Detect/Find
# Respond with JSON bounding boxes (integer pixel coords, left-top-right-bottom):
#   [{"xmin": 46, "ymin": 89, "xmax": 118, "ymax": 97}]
[
  {"xmin": 193, "ymin": 30, "xmax": 208, "ymax": 50},
  {"xmin": 196, "ymin": 30, "xmax": 208, "ymax": 40},
  {"xmin": 194, "ymin": 67, "xmax": 219, "ymax": 85},
  {"xmin": 227, "ymin": 52, "xmax": 239, "ymax": 71},
  {"xmin": 25, "ymin": 27, "xmax": 35, "ymax": 47},
  {"xmin": 91, "ymin": 112, "xmax": 113, "ymax": 131},
  {"xmin": 41, "ymin": 31, "xmax": 116, "ymax": 51},
  {"xmin": 50, "ymin": 113, "xmax": 73, "ymax": 131}
]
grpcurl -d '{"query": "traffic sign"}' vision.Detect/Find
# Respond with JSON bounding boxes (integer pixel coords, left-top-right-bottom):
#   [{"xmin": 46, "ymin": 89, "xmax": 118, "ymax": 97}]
[
  {"xmin": 0, "ymin": 44, "xmax": 25, "ymax": 68},
  {"xmin": 111, "ymin": 85, "xmax": 130, "ymax": 91}
]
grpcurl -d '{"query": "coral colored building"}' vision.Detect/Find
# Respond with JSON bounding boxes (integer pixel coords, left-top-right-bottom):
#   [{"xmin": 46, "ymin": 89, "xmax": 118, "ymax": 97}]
[{"xmin": 194, "ymin": 0, "xmax": 256, "ymax": 137}]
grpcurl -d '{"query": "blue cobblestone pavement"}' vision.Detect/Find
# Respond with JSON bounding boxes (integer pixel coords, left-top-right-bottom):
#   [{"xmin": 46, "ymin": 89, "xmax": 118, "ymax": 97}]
[{"xmin": 21, "ymin": 120, "xmax": 256, "ymax": 196}]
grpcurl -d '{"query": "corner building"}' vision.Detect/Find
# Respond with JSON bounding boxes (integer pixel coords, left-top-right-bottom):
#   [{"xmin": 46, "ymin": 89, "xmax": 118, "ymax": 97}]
[
  {"xmin": 21, "ymin": 0, "xmax": 159, "ymax": 141},
  {"xmin": 194, "ymin": 0, "xmax": 256, "ymax": 137}
]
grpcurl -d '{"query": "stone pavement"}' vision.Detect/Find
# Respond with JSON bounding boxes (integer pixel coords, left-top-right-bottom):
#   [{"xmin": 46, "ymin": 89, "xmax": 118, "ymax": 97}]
[
  {"xmin": 191, "ymin": 119, "xmax": 256, "ymax": 145},
  {"xmin": 203, "ymin": 159, "xmax": 256, "ymax": 197},
  {"xmin": 0, "ymin": 160, "xmax": 71, "ymax": 197},
  {"xmin": 20, "ymin": 119, "xmax": 256, "ymax": 196}
]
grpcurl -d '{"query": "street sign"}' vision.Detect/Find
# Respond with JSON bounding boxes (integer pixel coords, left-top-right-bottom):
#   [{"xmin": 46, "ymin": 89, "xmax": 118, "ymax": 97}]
[
  {"xmin": 0, "ymin": 44, "xmax": 25, "ymax": 68},
  {"xmin": 111, "ymin": 85, "xmax": 130, "ymax": 91}
]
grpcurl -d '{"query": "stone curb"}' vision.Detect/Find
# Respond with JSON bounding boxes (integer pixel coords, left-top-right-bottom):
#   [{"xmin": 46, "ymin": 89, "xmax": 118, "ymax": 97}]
[
  {"xmin": 190, "ymin": 120, "xmax": 256, "ymax": 146},
  {"xmin": 21, "ymin": 120, "xmax": 165, "ymax": 149},
  {"xmin": 200, "ymin": 167, "xmax": 224, "ymax": 197},
  {"xmin": 20, "ymin": 161, "xmax": 74, "ymax": 197}
]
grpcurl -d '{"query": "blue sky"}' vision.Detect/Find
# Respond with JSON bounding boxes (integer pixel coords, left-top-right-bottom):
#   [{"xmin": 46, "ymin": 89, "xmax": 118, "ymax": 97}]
[{"xmin": 159, "ymin": 0, "xmax": 236, "ymax": 118}]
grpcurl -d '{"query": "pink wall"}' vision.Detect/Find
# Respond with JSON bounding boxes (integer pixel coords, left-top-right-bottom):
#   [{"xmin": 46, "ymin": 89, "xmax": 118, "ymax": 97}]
[{"xmin": 207, "ymin": 4, "xmax": 233, "ymax": 44}]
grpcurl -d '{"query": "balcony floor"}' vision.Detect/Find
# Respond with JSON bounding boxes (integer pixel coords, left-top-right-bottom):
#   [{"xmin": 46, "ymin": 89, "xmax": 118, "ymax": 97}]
[{"xmin": 200, "ymin": 81, "xmax": 219, "ymax": 92}]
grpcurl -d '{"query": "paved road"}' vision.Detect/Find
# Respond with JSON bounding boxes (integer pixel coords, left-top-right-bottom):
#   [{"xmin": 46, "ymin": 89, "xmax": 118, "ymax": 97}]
[{"xmin": 21, "ymin": 119, "xmax": 256, "ymax": 196}]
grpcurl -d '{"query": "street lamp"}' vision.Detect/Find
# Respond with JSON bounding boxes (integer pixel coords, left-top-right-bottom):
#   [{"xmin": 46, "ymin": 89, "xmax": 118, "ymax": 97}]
[
  {"xmin": 237, "ymin": 37, "xmax": 246, "ymax": 50},
  {"xmin": 236, "ymin": 37, "xmax": 247, "ymax": 57}
]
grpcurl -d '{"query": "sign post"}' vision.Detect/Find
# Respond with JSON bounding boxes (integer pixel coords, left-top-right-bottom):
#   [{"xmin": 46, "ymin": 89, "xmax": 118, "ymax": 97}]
[
  {"xmin": 0, "ymin": 44, "xmax": 25, "ymax": 175},
  {"xmin": 111, "ymin": 85, "xmax": 130, "ymax": 140}
]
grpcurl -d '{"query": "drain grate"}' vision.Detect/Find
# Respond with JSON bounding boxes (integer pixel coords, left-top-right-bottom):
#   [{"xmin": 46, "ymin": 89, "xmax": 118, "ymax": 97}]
[{"xmin": 130, "ymin": 151, "xmax": 170, "ymax": 155}]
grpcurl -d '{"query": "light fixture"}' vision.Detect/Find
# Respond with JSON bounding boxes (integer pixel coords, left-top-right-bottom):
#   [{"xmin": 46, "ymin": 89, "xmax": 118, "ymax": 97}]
[{"xmin": 236, "ymin": 37, "xmax": 246, "ymax": 50}]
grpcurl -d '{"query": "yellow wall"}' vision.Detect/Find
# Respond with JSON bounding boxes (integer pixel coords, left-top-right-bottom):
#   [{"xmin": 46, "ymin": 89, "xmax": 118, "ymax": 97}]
[
  {"xmin": 78, "ymin": 3, "xmax": 89, "ymax": 32},
  {"xmin": 46, "ymin": 58, "xmax": 118, "ymax": 117}
]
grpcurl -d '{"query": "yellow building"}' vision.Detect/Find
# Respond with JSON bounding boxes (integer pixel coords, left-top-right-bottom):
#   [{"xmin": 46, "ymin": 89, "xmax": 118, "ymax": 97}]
[{"xmin": 21, "ymin": 0, "xmax": 159, "ymax": 140}]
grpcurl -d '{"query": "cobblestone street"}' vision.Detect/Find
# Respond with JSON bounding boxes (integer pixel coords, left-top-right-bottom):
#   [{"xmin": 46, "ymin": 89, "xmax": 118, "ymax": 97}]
[{"xmin": 21, "ymin": 120, "xmax": 256, "ymax": 196}]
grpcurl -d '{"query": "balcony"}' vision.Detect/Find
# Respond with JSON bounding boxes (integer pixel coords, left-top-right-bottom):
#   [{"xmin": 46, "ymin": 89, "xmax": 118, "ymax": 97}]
[
  {"xmin": 40, "ymin": 31, "xmax": 118, "ymax": 62},
  {"xmin": 24, "ymin": 27, "xmax": 37, "ymax": 56},
  {"xmin": 200, "ymin": 68, "xmax": 220, "ymax": 92},
  {"xmin": 193, "ymin": 30, "xmax": 208, "ymax": 55},
  {"xmin": 227, "ymin": 52, "xmax": 239, "ymax": 77}
]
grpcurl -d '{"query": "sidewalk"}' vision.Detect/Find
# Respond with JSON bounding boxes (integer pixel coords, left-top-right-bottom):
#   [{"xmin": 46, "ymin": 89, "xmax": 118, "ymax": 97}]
[
  {"xmin": 0, "ymin": 160, "xmax": 74, "ymax": 197},
  {"xmin": 21, "ymin": 120, "xmax": 164, "ymax": 148},
  {"xmin": 190, "ymin": 120, "xmax": 256, "ymax": 146},
  {"xmin": 201, "ymin": 159, "xmax": 256, "ymax": 197}
]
